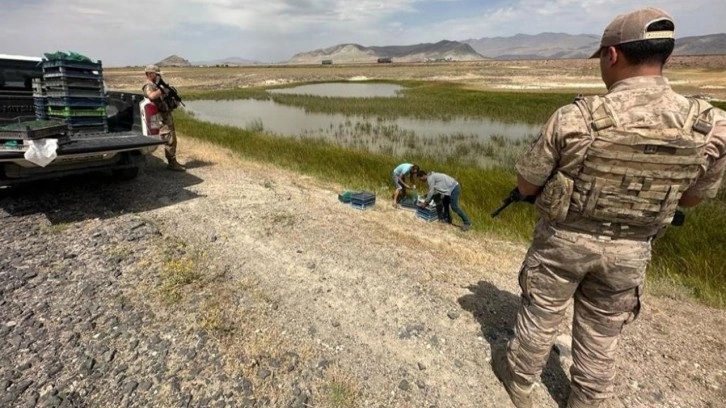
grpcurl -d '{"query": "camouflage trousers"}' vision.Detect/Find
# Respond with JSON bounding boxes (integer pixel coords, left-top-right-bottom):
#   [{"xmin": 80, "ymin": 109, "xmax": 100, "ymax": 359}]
[
  {"xmin": 159, "ymin": 111, "xmax": 177, "ymax": 161},
  {"xmin": 506, "ymin": 219, "xmax": 651, "ymax": 402}
]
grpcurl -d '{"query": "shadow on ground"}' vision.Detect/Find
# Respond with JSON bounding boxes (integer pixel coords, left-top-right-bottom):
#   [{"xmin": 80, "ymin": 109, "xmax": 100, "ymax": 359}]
[
  {"xmin": 458, "ymin": 280, "xmax": 571, "ymax": 407},
  {"xmin": 0, "ymin": 156, "xmax": 211, "ymax": 224}
]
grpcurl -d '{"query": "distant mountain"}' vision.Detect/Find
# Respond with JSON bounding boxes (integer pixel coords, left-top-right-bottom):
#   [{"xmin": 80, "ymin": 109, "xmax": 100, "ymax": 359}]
[
  {"xmin": 674, "ymin": 34, "xmax": 726, "ymax": 56},
  {"xmin": 156, "ymin": 55, "xmax": 191, "ymax": 67},
  {"xmin": 287, "ymin": 40, "xmax": 487, "ymax": 64},
  {"xmin": 463, "ymin": 32, "xmax": 726, "ymax": 59},
  {"xmin": 191, "ymin": 57, "xmax": 262, "ymax": 66},
  {"xmin": 463, "ymin": 33, "xmax": 599, "ymax": 59}
]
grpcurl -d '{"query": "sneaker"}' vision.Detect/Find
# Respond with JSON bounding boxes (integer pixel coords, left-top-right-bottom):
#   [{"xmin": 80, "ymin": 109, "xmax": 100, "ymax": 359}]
[
  {"xmin": 166, "ymin": 160, "xmax": 186, "ymax": 172},
  {"xmin": 491, "ymin": 349, "xmax": 533, "ymax": 408},
  {"xmin": 461, "ymin": 224, "xmax": 471, "ymax": 231}
]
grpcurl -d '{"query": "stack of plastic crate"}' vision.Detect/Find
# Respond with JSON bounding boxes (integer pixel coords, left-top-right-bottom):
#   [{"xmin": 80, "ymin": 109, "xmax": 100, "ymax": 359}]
[
  {"xmin": 350, "ymin": 192, "xmax": 376, "ymax": 210},
  {"xmin": 42, "ymin": 59, "xmax": 107, "ymax": 134},
  {"xmin": 415, "ymin": 204, "xmax": 439, "ymax": 222},
  {"xmin": 32, "ymin": 78, "xmax": 48, "ymax": 120}
]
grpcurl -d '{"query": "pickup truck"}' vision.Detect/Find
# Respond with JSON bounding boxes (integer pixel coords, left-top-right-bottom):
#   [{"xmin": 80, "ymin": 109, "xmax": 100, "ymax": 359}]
[{"xmin": 0, "ymin": 54, "xmax": 165, "ymax": 186}]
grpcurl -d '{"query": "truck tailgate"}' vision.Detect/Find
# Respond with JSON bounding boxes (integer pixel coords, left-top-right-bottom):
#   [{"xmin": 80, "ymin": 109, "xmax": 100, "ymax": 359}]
[{"xmin": 0, "ymin": 131, "xmax": 164, "ymax": 160}]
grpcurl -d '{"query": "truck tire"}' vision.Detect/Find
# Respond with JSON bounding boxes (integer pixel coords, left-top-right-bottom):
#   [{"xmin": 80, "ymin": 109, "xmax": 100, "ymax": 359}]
[{"xmin": 112, "ymin": 167, "xmax": 140, "ymax": 181}]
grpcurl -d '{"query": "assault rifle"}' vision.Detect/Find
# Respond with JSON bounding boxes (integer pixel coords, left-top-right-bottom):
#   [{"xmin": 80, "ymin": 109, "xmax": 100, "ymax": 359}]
[
  {"xmin": 155, "ymin": 77, "xmax": 184, "ymax": 110},
  {"xmin": 490, "ymin": 186, "xmax": 687, "ymax": 227},
  {"xmin": 491, "ymin": 187, "xmax": 535, "ymax": 218}
]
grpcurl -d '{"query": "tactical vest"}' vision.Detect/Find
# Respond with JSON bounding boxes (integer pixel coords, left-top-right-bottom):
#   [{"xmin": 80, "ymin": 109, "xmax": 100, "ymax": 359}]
[
  {"xmin": 562, "ymin": 95, "xmax": 714, "ymax": 235},
  {"xmin": 142, "ymin": 82, "xmax": 170, "ymax": 112}
]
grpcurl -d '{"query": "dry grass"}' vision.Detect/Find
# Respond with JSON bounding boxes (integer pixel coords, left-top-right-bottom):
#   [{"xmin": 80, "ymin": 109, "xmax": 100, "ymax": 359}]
[{"xmin": 312, "ymin": 364, "xmax": 363, "ymax": 408}]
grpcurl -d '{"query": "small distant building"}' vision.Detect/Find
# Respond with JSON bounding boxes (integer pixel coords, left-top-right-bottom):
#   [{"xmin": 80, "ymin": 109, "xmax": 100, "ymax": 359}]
[
  {"xmin": 321, "ymin": 59, "xmax": 333, "ymax": 65},
  {"xmin": 377, "ymin": 57, "xmax": 392, "ymax": 63}
]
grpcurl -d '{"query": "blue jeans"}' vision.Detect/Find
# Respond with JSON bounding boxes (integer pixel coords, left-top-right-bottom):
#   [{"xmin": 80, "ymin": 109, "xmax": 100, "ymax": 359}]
[{"xmin": 447, "ymin": 184, "xmax": 470, "ymax": 226}]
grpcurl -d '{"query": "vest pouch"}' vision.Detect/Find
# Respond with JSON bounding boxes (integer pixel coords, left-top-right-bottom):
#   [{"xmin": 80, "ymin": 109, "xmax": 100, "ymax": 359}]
[{"xmin": 535, "ymin": 172, "xmax": 574, "ymax": 223}]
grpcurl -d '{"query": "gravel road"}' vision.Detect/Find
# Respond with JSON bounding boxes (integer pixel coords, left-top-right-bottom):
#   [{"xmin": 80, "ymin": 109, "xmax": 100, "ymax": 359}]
[{"xmin": 2, "ymin": 138, "xmax": 724, "ymax": 408}]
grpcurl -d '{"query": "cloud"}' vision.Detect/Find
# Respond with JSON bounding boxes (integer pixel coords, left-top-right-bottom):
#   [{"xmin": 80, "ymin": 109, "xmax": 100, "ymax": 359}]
[{"xmin": 0, "ymin": 0, "xmax": 722, "ymax": 66}]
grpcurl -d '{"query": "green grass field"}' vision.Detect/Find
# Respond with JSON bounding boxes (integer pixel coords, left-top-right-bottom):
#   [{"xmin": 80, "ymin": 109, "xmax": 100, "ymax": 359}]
[{"xmin": 176, "ymin": 83, "xmax": 726, "ymax": 308}]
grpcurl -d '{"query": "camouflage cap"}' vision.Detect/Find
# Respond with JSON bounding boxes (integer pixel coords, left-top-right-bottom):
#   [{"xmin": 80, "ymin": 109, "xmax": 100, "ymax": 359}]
[
  {"xmin": 144, "ymin": 64, "xmax": 161, "ymax": 73},
  {"xmin": 590, "ymin": 7, "xmax": 674, "ymax": 58}
]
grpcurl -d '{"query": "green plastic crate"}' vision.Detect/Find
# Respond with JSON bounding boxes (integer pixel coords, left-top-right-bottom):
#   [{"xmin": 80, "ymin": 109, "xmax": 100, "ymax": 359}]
[
  {"xmin": 338, "ymin": 190, "xmax": 359, "ymax": 203},
  {"xmin": 47, "ymin": 106, "xmax": 107, "ymax": 117}
]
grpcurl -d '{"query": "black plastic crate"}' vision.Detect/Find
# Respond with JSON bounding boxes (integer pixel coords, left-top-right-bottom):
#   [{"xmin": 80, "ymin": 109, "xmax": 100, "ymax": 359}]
[
  {"xmin": 350, "ymin": 192, "xmax": 376, "ymax": 210},
  {"xmin": 68, "ymin": 124, "xmax": 108, "ymax": 134},
  {"xmin": 0, "ymin": 120, "xmax": 68, "ymax": 140},
  {"xmin": 42, "ymin": 59, "xmax": 103, "ymax": 72},
  {"xmin": 47, "ymin": 96, "xmax": 107, "ymax": 108},
  {"xmin": 44, "ymin": 77, "xmax": 103, "ymax": 89},
  {"xmin": 350, "ymin": 192, "xmax": 375, "ymax": 204},
  {"xmin": 52, "ymin": 117, "xmax": 108, "ymax": 127},
  {"xmin": 43, "ymin": 71, "xmax": 102, "ymax": 80},
  {"xmin": 46, "ymin": 88, "xmax": 105, "ymax": 98}
]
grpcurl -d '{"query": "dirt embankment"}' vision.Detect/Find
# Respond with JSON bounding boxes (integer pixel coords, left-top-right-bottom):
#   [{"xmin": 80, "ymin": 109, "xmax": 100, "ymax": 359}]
[{"xmin": 2, "ymin": 138, "xmax": 725, "ymax": 408}]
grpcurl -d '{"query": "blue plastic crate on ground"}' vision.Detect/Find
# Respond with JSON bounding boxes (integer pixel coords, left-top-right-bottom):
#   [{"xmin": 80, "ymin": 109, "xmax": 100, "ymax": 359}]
[
  {"xmin": 416, "ymin": 206, "xmax": 439, "ymax": 222},
  {"xmin": 350, "ymin": 192, "xmax": 376, "ymax": 210}
]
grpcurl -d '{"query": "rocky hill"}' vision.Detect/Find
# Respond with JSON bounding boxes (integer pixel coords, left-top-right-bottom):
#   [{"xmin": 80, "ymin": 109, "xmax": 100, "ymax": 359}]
[
  {"xmin": 674, "ymin": 33, "xmax": 726, "ymax": 56},
  {"xmin": 463, "ymin": 33, "xmax": 599, "ymax": 60},
  {"xmin": 287, "ymin": 40, "xmax": 486, "ymax": 64},
  {"xmin": 287, "ymin": 33, "xmax": 726, "ymax": 64},
  {"xmin": 155, "ymin": 54, "xmax": 191, "ymax": 67}
]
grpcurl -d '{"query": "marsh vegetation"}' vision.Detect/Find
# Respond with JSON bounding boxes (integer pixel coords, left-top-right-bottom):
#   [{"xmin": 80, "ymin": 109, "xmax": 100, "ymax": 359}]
[{"xmin": 175, "ymin": 80, "xmax": 726, "ymax": 307}]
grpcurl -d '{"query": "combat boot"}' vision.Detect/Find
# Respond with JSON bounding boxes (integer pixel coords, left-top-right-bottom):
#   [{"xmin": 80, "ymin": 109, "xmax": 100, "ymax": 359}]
[
  {"xmin": 491, "ymin": 350, "xmax": 533, "ymax": 408},
  {"xmin": 567, "ymin": 391, "xmax": 602, "ymax": 408},
  {"xmin": 166, "ymin": 158, "xmax": 186, "ymax": 172}
]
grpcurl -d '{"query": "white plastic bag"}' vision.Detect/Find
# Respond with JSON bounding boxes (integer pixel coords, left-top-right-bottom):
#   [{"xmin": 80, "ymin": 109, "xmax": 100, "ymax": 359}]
[{"xmin": 24, "ymin": 139, "xmax": 59, "ymax": 167}]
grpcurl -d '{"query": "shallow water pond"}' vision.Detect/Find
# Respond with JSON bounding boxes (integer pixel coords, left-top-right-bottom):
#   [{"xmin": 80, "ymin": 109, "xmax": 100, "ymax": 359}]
[
  {"xmin": 184, "ymin": 99, "xmax": 540, "ymax": 167},
  {"xmin": 268, "ymin": 82, "xmax": 404, "ymax": 98}
]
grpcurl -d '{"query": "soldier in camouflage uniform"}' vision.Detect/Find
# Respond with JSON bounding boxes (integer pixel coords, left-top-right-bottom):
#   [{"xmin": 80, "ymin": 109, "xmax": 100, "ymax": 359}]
[
  {"xmin": 143, "ymin": 65, "xmax": 185, "ymax": 171},
  {"xmin": 491, "ymin": 7, "xmax": 726, "ymax": 408}
]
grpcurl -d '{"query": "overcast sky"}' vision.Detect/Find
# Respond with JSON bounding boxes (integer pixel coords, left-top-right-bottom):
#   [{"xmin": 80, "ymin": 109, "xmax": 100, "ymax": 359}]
[{"xmin": 1, "ymin": 0, "xmax": 724, "ymax": 66}]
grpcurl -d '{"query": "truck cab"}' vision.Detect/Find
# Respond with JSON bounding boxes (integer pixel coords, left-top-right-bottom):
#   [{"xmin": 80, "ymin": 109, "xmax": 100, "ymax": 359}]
[{"xmin": 0, "ymin": 54, "xmax": 165, "ymax": 186}]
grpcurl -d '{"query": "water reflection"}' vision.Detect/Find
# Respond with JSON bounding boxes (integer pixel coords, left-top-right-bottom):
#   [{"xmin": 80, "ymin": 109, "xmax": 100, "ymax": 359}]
[
  {"xmin": 184, "ymin": 99, "xmax": 540, "ymax": 168},
  {"xmin": 268, "ymin": 82, "xmax": 403, "ymax": 98}
]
